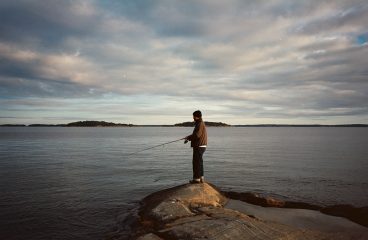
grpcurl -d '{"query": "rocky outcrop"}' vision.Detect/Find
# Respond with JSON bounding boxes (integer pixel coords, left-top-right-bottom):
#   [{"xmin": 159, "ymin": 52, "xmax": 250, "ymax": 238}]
[
  {"xmin": 320, "ymin": 205, "xmax": 368, "ymax": 228},
  {"xmin": 223, "ymin": 191, "xmax": 368, "ymax": 227},
  {"xmin": 107, "ymin": 182, "xmax": 368, "ymax": 240}
]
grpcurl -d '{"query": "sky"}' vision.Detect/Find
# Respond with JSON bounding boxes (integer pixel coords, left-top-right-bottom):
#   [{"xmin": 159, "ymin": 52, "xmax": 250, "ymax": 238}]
[{"xmin": 0, "ymin": 0, "xmax": 367, "ymax": 125}]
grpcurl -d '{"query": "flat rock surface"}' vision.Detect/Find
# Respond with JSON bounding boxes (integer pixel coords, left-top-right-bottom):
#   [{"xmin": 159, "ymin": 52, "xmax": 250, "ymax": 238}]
[
  {"xmin": 111, "ymin": 182, "xmax": 368, "ymax": 240},
  {"xmin": 227, "ymin": 199, "xmax": 368, "ymax": 238}
]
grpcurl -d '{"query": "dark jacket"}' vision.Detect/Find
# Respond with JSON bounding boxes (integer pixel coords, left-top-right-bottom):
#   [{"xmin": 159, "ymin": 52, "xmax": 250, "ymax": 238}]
[{"xmin": 188, "ymin": 119, "xmax": 207, "ymax": 147}]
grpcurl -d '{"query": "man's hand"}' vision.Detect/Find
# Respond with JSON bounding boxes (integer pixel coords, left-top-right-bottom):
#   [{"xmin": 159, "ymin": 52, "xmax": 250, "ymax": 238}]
[{"xmin": 184, "ymin": 135, "xmax": 190, "ymax": 144}]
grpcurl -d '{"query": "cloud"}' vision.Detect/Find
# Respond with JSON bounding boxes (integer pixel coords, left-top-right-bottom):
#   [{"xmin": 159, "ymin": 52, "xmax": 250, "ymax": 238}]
[
  {"xmin": 294, "ymin": 3, "xmax": 368, "ymax": 35},
  {"xmin": 0, "ymin": 0, "xmax": 100, "ymax": 46},
  {"xmin": 0, "ymin": 0, "xmax": 367, "ymax": 124}
]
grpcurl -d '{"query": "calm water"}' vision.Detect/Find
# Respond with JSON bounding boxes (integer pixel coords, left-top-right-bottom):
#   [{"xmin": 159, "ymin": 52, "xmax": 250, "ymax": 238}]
[{"xmin": 0, "ymin": 127, "xmax": 367, "ymax": 239}]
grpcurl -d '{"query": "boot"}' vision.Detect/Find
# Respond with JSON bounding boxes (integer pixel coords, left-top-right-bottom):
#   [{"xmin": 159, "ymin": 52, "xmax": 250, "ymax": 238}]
[{"xmin": 189, "ymin": 178, "xmax": 201, "ymax": 184}]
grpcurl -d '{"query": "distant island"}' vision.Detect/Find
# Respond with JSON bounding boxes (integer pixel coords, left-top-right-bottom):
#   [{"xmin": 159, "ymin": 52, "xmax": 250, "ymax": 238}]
[
  {"xmin": 174, "ymin": 121, "xmax": 230, "ymax": 127},
  {"xmin": 0, "ymin": 121, "xmax": 134, "ymax": 127},
  {"xmin": 0, "ymin": 121, "xmax": 367, "ymax": 127},
  {"xmin": 0, "ymin": 124, "xmax": 27, "ymax": 127},
  {"xmin": 65, "ymin": 121, "xmax": 134, "ymax": 127}
]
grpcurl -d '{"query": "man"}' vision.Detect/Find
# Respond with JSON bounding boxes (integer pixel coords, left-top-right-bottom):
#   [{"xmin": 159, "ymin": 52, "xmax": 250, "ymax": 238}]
[{"xmin": 185, "ymin": 110, "xmax": 207, "ymax": 184}]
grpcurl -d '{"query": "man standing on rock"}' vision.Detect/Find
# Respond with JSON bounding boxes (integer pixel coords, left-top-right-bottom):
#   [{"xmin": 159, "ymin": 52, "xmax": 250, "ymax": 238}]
[{"xmin": 185, "ymin": 110, "xmax": 207, "ymax": 184}]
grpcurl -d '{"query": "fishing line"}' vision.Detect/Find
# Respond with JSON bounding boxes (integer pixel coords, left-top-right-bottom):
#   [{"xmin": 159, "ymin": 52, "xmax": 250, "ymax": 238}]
[{"xmin": 126, "ymin": 137, "xmax": 185, "ymax": 156}]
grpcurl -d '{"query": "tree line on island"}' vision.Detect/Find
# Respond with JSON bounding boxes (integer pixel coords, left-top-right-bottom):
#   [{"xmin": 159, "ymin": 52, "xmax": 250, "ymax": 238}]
[{"xmin": 65, "ymin": 121, "xmax": 134, "ymax": 127}]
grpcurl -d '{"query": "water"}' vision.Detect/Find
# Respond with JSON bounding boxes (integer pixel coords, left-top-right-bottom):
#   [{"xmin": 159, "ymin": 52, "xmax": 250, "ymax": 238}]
[{"xmin": 0, "ymin": 127, "xmax": 367, "ymax": 239}]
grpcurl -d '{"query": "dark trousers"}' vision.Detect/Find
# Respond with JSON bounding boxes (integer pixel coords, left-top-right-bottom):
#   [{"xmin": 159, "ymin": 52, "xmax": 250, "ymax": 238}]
[{"xmin": 192, "ymin": 147, "xmax": 206, "ymax": 179}]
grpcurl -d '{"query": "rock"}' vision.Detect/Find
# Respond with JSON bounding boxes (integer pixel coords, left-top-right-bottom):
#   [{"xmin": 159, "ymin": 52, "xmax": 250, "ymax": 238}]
[
  {"xmin": 147, "ymin": 200, "xmax": 194, "ymax": 224},
  {"xmin": 321, "ymin": 205, "xmax": 368, "ymax": 227},
  {"xmin": 139, "ymin": 182, "xmax": 227, "ymax": 226},
  {"xmin": 284, "ymin": 201, "xmax": 320, "ymax": 210},
  {"xmin": 223, "ymin": 191, "xmax": 287, "ymax": 207},
  {"xmin": 223, "ymin": 190, "xmax": 368, "ymax": 227},
  {"xmin": 265, "ymin": 196, "xmax": 285, "ymax": 207},
  {"xmin": 113, "ymin": 182, "xmax": 368, "ymax": 240},
  {"xmin": 141, "ymin": 182, "xmax": 227, "ymax": 210}
]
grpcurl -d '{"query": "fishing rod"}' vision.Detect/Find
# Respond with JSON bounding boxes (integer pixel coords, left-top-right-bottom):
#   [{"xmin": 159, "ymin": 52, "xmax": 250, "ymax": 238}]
[{"xmin": 126, "ymin": 137, "xmax": 186, "ymax": 156}]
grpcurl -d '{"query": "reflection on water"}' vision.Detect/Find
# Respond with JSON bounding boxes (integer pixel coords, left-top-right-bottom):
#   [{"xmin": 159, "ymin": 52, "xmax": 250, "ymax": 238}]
[{"xmin": 0, "ymin": 127, "xmax": 367, "ymax": 239}]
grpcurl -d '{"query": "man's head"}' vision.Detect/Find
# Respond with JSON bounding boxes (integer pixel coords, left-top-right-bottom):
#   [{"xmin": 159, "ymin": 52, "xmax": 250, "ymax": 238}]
[{"xmin": 193, "ymin": 110, "xmax": 202, "ymax": 121}]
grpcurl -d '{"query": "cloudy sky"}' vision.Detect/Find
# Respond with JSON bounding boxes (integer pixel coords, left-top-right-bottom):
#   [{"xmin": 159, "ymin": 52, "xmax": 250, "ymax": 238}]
[{"xmin": 0, "ymin": 0, "xmax": 367, "ymax": 125}]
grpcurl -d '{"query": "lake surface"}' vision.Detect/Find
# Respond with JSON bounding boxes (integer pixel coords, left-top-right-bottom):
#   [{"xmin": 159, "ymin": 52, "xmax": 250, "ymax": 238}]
[{"xmin": 0, "ymin": 127, "xmax": 367, "ymax": 239}]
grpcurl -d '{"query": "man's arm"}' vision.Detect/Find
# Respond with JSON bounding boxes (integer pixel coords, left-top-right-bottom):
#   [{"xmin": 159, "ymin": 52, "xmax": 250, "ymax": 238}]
[
  {"xmin": 194, "ymin": 121, "xmax": 204, "ymax": 138},
  {"xmin": 184, "ymin": 134, "xmax": 191, "ymax": 144},
  {"xmin": 185, "ymin": 122, "xmax": 204, "ymax": 141}
]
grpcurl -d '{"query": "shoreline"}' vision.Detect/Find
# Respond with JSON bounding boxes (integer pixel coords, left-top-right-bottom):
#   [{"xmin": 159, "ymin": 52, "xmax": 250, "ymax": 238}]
[
  {"xmin": 1, "ymin": 125, "xmax": 367, "ymax": 127},
  {"xmin": 1, "ymin": 123, "xmax": 367, "ymax": 127}
]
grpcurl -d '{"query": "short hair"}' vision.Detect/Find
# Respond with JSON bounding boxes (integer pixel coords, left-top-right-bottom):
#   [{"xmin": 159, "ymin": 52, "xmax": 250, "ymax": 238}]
[{"xmin": 193, "ymin": 110, "xmax": 202, "ymax": 118}]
